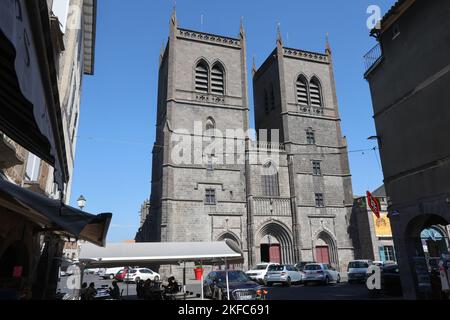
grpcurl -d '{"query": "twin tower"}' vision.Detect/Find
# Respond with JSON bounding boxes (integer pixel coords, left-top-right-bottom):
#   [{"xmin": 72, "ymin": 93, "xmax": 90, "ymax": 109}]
[{"xmin": 140, "ymin": 10, "xmax": 355, "ymax": 272}]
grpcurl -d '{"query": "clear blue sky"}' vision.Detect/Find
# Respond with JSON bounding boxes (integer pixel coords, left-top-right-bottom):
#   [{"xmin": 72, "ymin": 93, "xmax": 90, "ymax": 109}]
[{"xmin": 70, "ymin": 0, "xmax": 395, "ymax": 242}]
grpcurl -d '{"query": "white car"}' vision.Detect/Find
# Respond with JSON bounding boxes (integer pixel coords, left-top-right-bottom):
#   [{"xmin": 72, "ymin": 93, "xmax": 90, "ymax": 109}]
[
  {"xmin": 246, "ymin": 263, "xmax": 279, "ymax": 284},
  {"xmin": 264, "ymin": 264, "xmax": 303, "ymax": 286},
  {"xmin": 303, "ymin": 263, "xmax": 341, "ymax": 285},
  {"xmin": 100, "ymin": 267, "xmax": 125, "ymax": 280},
  {"xmin": 124, "ymin": 268, "xmax": 160, "ymax": 283}
]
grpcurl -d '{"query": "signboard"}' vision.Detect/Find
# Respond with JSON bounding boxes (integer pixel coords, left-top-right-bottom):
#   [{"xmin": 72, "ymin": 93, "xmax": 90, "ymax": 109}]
[
  {"xmin": 367, "ymin": 191, "xmax": 381, "ymax": 218},
  {"xmin": 373, "ymin": 212, "xmax": 392, "ymax": 237}
]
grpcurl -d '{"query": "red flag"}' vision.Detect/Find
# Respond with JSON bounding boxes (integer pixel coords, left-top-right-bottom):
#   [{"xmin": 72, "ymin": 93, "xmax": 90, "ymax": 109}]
[{"xmin": 367, "ymin": 191, "xmax": 381, "ymax": 219}]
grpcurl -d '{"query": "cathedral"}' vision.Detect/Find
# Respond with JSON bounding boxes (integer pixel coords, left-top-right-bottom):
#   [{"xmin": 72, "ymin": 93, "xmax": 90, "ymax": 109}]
[{"xmin": 137, "ymin": 9, "xmax": 355, "ymax": 273}]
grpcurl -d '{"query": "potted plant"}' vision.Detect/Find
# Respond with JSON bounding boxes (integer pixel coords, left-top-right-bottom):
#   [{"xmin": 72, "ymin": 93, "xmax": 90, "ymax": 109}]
[{"xmin": 194, "ymin": 262, "xmax": 204, "ymax": 280}]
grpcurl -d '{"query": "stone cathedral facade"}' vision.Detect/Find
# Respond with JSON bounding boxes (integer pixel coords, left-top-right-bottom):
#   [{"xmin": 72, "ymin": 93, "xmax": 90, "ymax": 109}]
[{"xmin": 137, "ymin": 10, "xmax": 355, "ymax": 272}]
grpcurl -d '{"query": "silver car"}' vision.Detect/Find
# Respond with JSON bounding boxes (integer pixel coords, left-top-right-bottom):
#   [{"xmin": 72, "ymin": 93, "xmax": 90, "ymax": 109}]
[
  {"xmin": 303, "ymin": 263, "xmax": 341, "ymax": 285},
  {"xmin": 264, "ymin": 264, "xmax": 303, "ymax": 287}
]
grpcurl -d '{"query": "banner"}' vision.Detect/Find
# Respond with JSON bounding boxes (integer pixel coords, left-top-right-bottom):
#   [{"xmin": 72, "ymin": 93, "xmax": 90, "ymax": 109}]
[{"xmin": 373, "ymin": 212, "xmax": 392, "ymax": 237}]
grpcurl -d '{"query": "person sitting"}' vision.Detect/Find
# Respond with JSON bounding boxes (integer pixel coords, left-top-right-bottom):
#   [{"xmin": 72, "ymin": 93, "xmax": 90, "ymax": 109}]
[
  {"xmin": 164, "ymin": 276, "xmax": 179, "ymax": 294},
  {"xmin": 85, "ymin": 282, "xmax": 97, "ymax": 300},
  {"xmin": 108, "ymin": 281, "xmax": 120, "ymax": 300}
]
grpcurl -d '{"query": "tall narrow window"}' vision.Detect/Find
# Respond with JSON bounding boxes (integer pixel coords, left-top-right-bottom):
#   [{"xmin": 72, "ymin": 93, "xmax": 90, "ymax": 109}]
[
  {"xmin": 205, "ymin": 189, "xmax": 216, "ymax": 205},
  {"xmin": 211, "ymin": 63, "xmax": 224, "ymax": 95},
  {"xmin": 264, "ymin": 89, "xmax": 269, "ymax": 114},
  {"xmin": 270, "ymin": 85, "xmax": 275, "ymax": 109},
  {"xmin": 315, "ymin": 193, "xmax": 325, "ymax": 207},
  {"xmin": 309, "ymin": 78, "xmax": 322, "ymax": 108},
  {"xmin": 296, "ymin": 75, "xmax": 308, "ymax": 105},
  {"xmin": 312, "ymin": 161, "xmax": 322, "ymax": 175},
  {"xmin": 306, "ymin": 128, "xmax": 315, "ymax": 145},
  {"xmin": 205, "ymin": 117, "xmax": 215, "ymax": 131},
  {"xmin": 195, "ymin": 61, "xmax": 209, "ymax": 93},
  {"xmin": 262, "ymin": 162, "xmax": 280, "ymax": 197}
]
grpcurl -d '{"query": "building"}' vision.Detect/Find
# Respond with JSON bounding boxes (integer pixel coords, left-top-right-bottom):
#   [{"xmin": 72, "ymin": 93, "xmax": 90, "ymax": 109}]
[
  {"xmin": 0, "ymin": 0, "xmax": 110, "ymax": 299},
  {"xmin": 351, "ymin": 185, "xmax": 396, "ymax": 262},
  {"xmin": 364, "ymin": 0, "xmax": 450, "ymax": 299},
  {"xmin": 138, "ymin": 9, "xmax": 354, "ymax": 277},
  {"xmin": 139, "ymin": 200, "xmax": 151, "ymax": 227}
]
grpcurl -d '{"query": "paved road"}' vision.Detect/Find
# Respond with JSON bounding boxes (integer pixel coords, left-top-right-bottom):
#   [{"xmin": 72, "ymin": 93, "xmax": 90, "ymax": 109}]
[{"xmin": 58, "ymin": 274, "xmax": 400, "ymax": 300}]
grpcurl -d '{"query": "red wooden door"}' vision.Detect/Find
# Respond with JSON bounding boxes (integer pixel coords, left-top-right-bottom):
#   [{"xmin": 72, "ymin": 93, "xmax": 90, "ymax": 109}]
[
  {"xmin": 269, "ymin": 244, "xmax": 281, "ymax": 263},
  {"xmin": 315, "ymin": 246, "xmax": 330, "ymax": 264}
]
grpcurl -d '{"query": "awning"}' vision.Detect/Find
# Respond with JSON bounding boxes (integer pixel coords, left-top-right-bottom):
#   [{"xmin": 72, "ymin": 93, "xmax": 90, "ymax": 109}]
[
  {"xmin": 0, "ymin": 179, "xmax": 111, "ymax": 247},
  {"xmin": 78, "ymin": 240, "xmax": 244, "ymax": 268}
]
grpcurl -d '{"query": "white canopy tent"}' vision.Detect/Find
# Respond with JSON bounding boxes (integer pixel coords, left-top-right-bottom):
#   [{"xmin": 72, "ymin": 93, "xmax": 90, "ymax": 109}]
[{"xmin": 78, "ymin": 240, "xmax": 244, "ymax": 300}]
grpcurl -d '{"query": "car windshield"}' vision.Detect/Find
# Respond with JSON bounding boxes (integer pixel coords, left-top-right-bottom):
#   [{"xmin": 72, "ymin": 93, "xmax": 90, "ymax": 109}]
[
  {"xmin": 268, "ymin": 265, "xmax": 284, "ymax": 271},
  {"xmin": 252, "ymin": 264, "xmax": 268, "ymax": 270},
  {"xmin": 216, "ymin": 271, "xmax": 250, "ymax": 282},
  {"xmin": 304, "ymin": 264, "xmax": 321, "ymax": 271},
  {"xmin": 348, "ymin": 261, "xmax": 369, "ymax": 268}
]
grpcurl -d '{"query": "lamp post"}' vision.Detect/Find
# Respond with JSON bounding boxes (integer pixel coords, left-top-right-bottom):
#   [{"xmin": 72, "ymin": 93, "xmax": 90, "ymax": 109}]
[{"xmin": 77, "ymin": 195, "xmax": 86, "ymax": 211}]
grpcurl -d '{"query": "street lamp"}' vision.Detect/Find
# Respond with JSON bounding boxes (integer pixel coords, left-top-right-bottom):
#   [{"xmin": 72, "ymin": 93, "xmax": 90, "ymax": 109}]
[{"xmin": 77, "ymin": 195, "xmax": 86, "ymax": 211}]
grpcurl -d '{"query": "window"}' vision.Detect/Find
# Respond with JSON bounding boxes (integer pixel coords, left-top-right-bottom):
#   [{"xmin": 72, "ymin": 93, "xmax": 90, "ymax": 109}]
[
  {"xmin": 383, "ymin": 246, "xmax": 396, "ymax": 261},
  {"xmin": 262, "ymin": 162, "xmax": 280, "ymax": 197},
  {"xmin": 206, "ymin": 156, "xmax": 213, "ymax": 171},
  {"xmin": 25, "ymin": 153, "xmax": 41, "ymax": 181},
  {"xmin": 312, "ymin": 161, "xmax": 322, "ymax": 175},
  {"xmin": 309, "ymin": 78, "xmax": 322, "ymax": 108},
  {"xmin": 195, "ymin": 61, "xmax": 209, "ymax": 93},
  {"xmin": 264, "ymin": 89, "xmax": 269, "ymax": 114},
  {"xmin": 205, "ymin": 189, "xmax": 216, "ymax": 205},
  {"xmin": 205, "ymin": 117, "xmax": 215, "ymax": 131},
  {"xmin": 306, "ymin": 128, "xmax": 315, "ymax": 145},
  {"xmin": 270, "ymin": 85, "xmax": 275, "ymax": 109},
  {"xmin": 315, "ymin": 193, "xmax": 324, "ymax": 207},
  {"xmin": 211, "ymin": 63, "xmax": 224, "ymax": 95},
  {"xmin": 296, "ymin": 75, "xmax": 308, "ymax": 105}
]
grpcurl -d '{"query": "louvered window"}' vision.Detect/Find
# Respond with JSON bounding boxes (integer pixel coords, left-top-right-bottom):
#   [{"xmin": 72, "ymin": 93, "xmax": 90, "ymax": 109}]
[
  {"xmin": 262, "ymin": 162, "xmax": 280, "ymax": 197},
  {"xmin": 296, "ymin": 76, "xmax": 308, "ymax": 105},
  {"xmin": 211, "ymin": 64, "xmax": 224, "ymax": 95},
  {"xmin": 309, "ymin": 78, "xmax": 322, "ymax": 108},
  {"xmin": 195, "ymin": 62, "xmax": 209, "ymax": 93}
]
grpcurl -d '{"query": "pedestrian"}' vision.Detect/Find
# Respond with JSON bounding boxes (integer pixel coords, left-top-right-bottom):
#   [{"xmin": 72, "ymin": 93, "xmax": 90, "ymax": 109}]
[
  {"xmin": 85, "ymin": 282, "xmax": 97, "ymax": 300},
  {"xmin": 136, "ymin": 280, "xmax": 144, "ymax": 299},
  {"xmin": 80, "ymin": 282, "xmax": 88, "ymax": 300},
  {"xmin": 108, "ymin": 280, "xmax": 120, "ymax": 300}
]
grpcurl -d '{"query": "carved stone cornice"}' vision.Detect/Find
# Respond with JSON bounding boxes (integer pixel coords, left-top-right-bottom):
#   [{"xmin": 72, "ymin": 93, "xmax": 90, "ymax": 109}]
[
  {"xmin": 178, "ymin": 28, "xmax": 241, "ymax": 48},
  {"xmin": 283, "ymin": 47, "xmax": 330, "ymax": 64}
]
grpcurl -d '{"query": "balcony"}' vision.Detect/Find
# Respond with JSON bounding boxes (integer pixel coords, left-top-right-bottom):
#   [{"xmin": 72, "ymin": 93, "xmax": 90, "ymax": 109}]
[
  {"xmin": 364, "ymin": 43, "xmax": 383, "ymax": 76},
  {"xmin": 0, "ymin": 133, "xmax": 25, "ymax": 169},
  {"xmin": 253, "ymin": 197, "xmax": 291, "ymax": 216}
]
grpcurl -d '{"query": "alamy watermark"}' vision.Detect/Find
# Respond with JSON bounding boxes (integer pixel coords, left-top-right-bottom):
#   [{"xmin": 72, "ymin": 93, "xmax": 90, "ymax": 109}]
[
  {"xmin": 366, "ymin": 5, "xmax": 382, "ymax": 30},
  {"xmin": 366, "ymin": 265, "xmax": 381, "ymax": 290}
]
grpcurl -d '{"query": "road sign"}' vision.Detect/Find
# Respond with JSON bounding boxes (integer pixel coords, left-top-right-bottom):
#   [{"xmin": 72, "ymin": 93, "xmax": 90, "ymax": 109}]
[{"xmin": 367, "ymin": 191, "xmax": 381, "ymax": 218}]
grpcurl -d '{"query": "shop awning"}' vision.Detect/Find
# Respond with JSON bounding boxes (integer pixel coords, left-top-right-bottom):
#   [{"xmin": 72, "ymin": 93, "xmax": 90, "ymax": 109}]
[
  {"xmin": 78, "ymin": 240, "xmax": 244, "ymax": 268},
  {"xmin": 0, "ymin": 179, "xmax": 111, "ymax": 247}
]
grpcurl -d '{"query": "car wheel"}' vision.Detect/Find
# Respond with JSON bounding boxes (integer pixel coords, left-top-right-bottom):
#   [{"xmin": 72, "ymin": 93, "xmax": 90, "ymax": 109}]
[
  {"xmin": 154, "ymin": 276, "xmax": 160, "ymax": 281},
  {"xmin": 109, "ymin": 274, "xmax": 114, "ymax": 280},
  {"xmin": 324, "ymin": 276, "xmax": 330, "ymax": 285},
  {"xmin": 135, "ymin": 277, "xmax": 140, "ymax": 283},
  {"xmin": 337, "ymin": 275, "xmax": 341, "ymax": 283},
  {"xmin": 286, "ymin": 277, "xmax": 291, "ymax": 287}
]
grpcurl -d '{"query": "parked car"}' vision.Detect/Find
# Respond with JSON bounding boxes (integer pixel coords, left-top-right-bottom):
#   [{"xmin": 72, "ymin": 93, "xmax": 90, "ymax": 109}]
[
  {"xmin": 303, "ymin": 263, "xmax": 341, "ymax": 285},
  {"xmin": 265, "ymin": 264, "xmax": 303, "ymax": 286},
  {"xmin": 294, "ymin": 261, "xmax": 315, "ymax": 272},
  {"xmin": 348, "ymin": 260, "xmax": 373, "ymax": 284},
  {"xmin": 101, "ymin": 267, "xmax": 125, "ymax": 280},
  {"xmin": 246, "ymin": 262, "xmax": 279, "ymax": 284},
  {"xmin": 124, "ymin": 268, "xmax": 160, "ymax": 283},
  {"xmin": 367, "ymin": 263, "xmax": 402, "ymax": 297},
  {"xmin": 203, "ymin": 270, "xmax": 267, "ymax": 300},
  {"xmin": 115, "ymin": 268, "xmax": 128, "ymax": 282}
]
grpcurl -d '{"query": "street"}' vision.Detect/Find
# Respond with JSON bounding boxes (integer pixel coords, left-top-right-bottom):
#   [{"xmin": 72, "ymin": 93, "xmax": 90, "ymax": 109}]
[{"xmin": 58, "ymin": 273, "xmax": 400, "ymax": 300}]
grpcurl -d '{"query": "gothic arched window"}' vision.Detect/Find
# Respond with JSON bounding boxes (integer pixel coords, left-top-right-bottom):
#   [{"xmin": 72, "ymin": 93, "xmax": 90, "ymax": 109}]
[
  {"xmin": 261, "ymin": 161, "xmax": 280, "ymax": 197},
  {"xmin": 309, "ymin": 77, "xmax": 323, "ymax": 108},
  {"xmin": 195, "ymin": 60, "xmax": 209, "ymax": 93},
  {"xmin": 296, "ymin": 75, "xmax": 308, "ymax": 106},
  {"xmin": 211, "ymin": 63, "xmax": 225, "ymax": 95}
]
